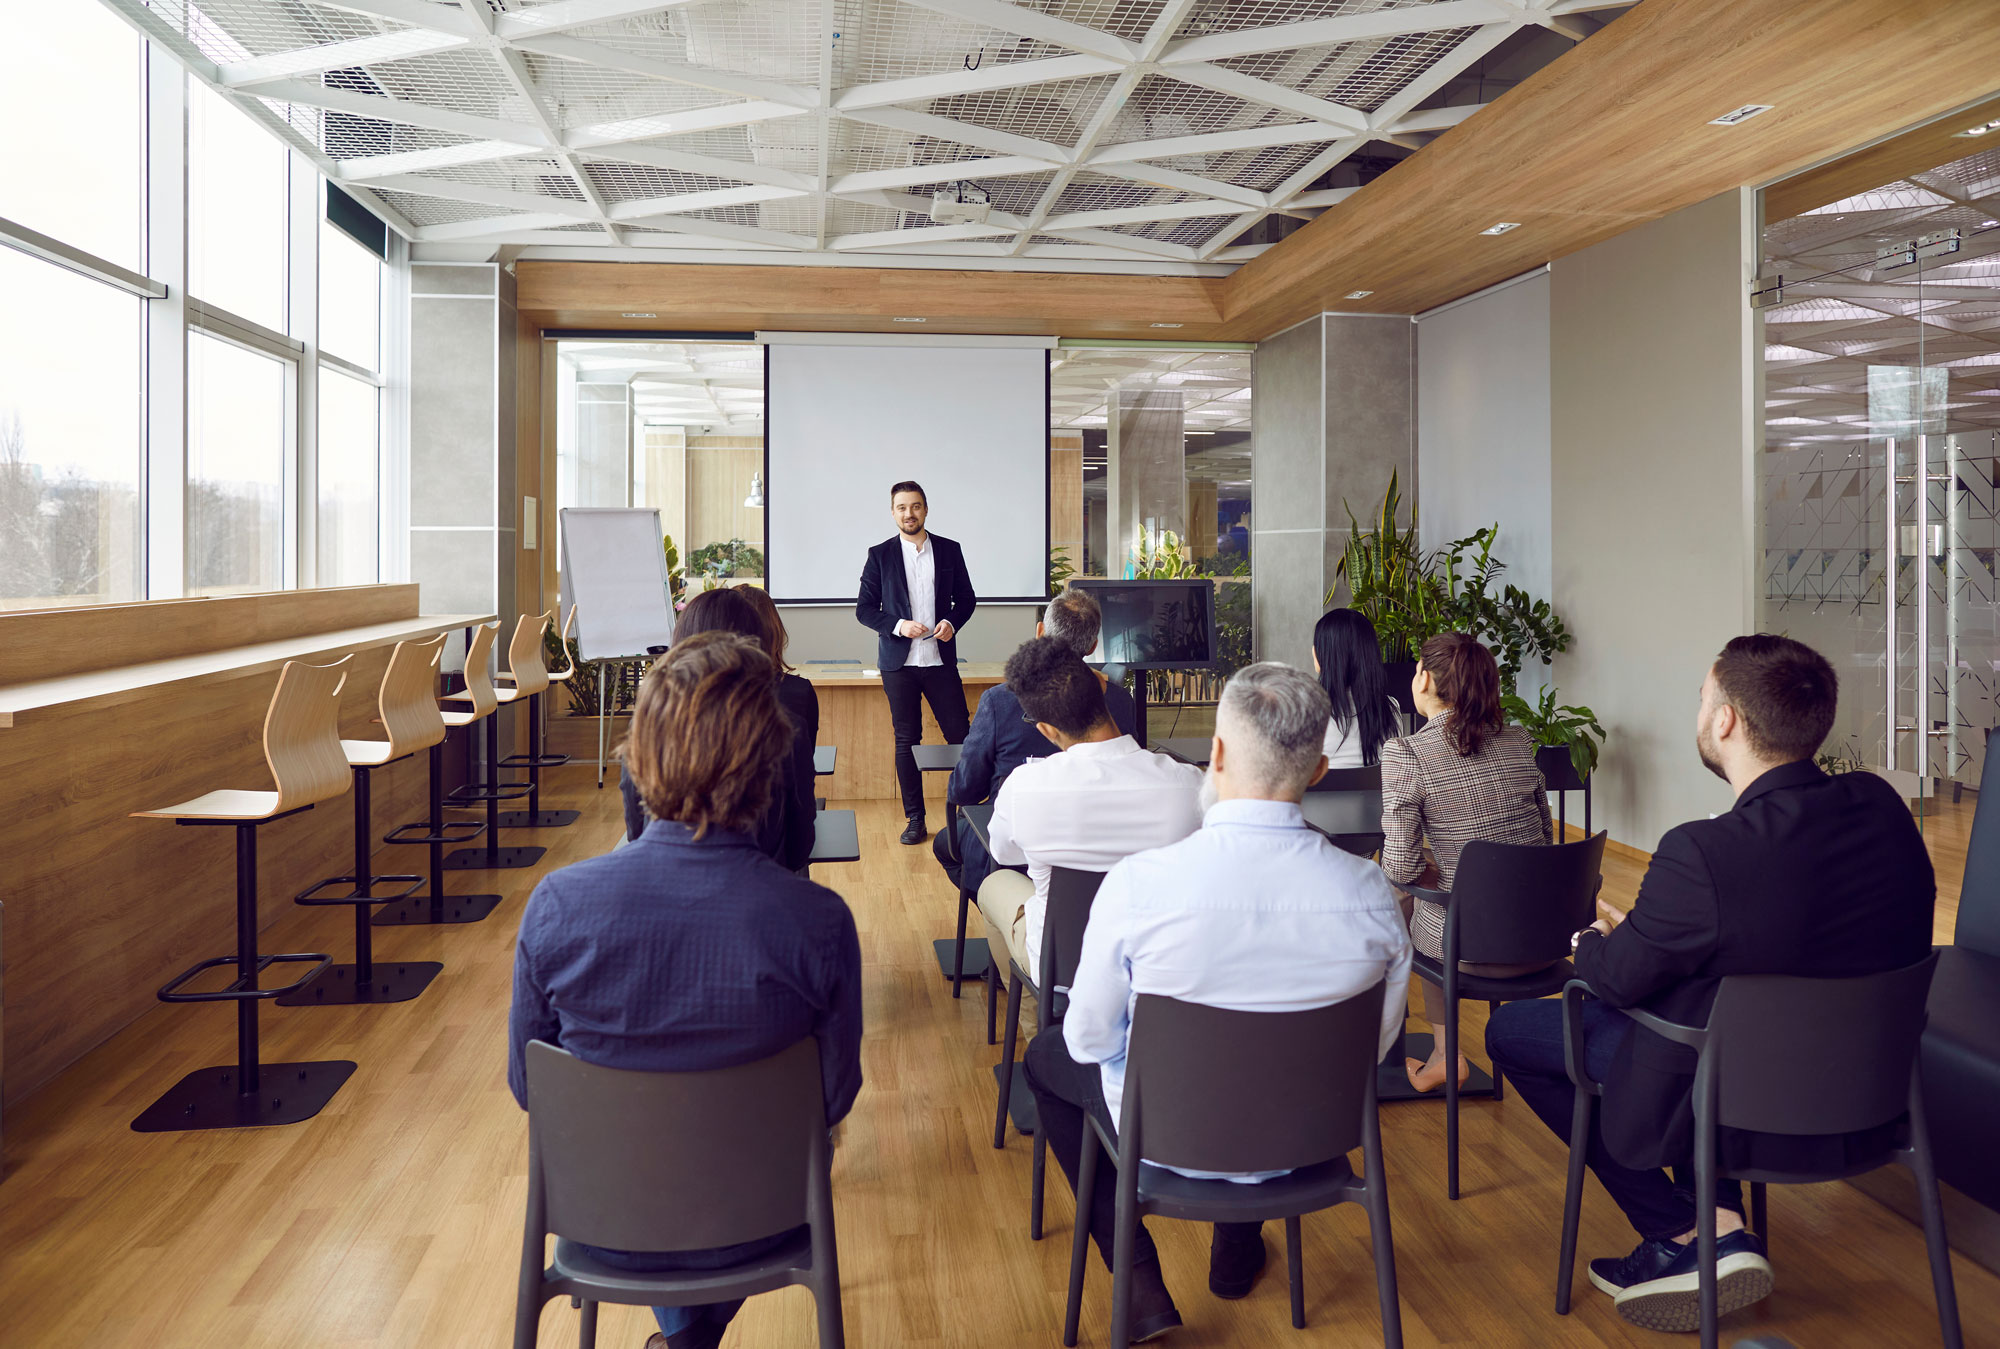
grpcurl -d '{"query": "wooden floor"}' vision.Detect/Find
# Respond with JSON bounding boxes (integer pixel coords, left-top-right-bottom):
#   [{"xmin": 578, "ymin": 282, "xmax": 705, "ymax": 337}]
[{"xmin": 0, "ymin": 768, "xmax": 1991, "ymax": 1348}]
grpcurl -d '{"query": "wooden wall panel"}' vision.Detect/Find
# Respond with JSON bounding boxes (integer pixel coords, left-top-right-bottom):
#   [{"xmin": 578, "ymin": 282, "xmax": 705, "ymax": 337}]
[
  {"xmin": 1764, "ymin": 92, "xmax": 2000, "ymax": 223},
  {"xmin": 813, "ymin": 678, "xmax": 998, "ymax": 802},
  {"xmin": 687, "ymin": 437, "xmax": 764, "ymax": 571},
  {"xmin": 1050, "ymin": 431, "xmax": 1083, "ymax": 576}
]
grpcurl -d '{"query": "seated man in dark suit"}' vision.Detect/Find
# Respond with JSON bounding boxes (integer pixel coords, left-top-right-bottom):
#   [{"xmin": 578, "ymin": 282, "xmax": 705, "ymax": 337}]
[
  {"xmin": 933, "ymin": 584, "xmax": 1138, "ymax": 888},
  {"xmin": 510, "ymin": 631, "xmax": 864, "ymax": 1349},
  {"xmin": 1487, "ymin": 634, "xmax": 1934, "ymax": 1333}
]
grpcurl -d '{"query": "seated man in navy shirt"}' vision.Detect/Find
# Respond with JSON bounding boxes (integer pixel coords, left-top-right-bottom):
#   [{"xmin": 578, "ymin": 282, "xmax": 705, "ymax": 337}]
[
  {"xmin": 509, "ymin": 631, "xmax": 864, "ymax": 1349},
  {"xmin": 933, "ymin": 584, "xmax": 1138, "ymax": 888}
]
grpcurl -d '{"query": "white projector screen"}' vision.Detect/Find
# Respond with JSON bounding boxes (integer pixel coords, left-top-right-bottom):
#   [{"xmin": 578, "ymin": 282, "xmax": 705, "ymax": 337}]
[{"xmin": 765, "ymin": 342, "xmax": 1049, "ymax": 603}]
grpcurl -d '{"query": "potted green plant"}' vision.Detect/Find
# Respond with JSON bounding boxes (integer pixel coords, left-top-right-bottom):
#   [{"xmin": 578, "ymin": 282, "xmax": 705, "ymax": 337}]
[{"xmin": 1502, "ymin": 686, "xmax": 1605, "ymax": 789}]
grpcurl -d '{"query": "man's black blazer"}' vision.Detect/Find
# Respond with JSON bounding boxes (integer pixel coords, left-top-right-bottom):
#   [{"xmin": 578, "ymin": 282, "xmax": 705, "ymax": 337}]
[
  {"xmin": 855, "ymin": 533, "xmax": 976, "ymax": 672},
  {"xmin": 1574, "ymin": 758, "xmax": 1934, "ymax": 1175}
]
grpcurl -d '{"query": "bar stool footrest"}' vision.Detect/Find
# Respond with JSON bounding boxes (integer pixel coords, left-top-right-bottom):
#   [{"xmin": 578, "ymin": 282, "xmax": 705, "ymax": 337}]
[
  {"xmin": 371, "ymin": 892, "xmax": 503, "ymax": 926},
  {"xmin": 275, "ymin": 960, "xmax": 444, "ymax": 1007},
  {"xmin": 500, "ymin": 751, "xmax": 571, "ymax": 769},
  {"xmin": 131, "ymin": 1059, "xmax": 357, "ymax": 1133},
  {"xmin": 495, "ymin": 809, "xmax": 581, "ymax": 829},
  {"xmin": 158, "ymin": 952, "xmax": 332, "ymax": 1003},
  {"xmin": 442, "ymin": 844, "xmax": 546, "ymax": 871},
  {"xmin": 444, "ymin": 782, "xmax": 533, "ymax": 804},
  {"xmin": 384, "ymin": 819, "xmax": 484, "ymax": 847},
  {"xmin": 294, "ymin": 873, "xmax": 426, "ymax": 907}
]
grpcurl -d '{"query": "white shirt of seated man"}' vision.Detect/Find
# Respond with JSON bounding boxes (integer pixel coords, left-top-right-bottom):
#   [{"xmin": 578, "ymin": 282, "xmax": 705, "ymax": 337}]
[
  {"xmin": 1063, "ymin": 664, "xmax": 1414, "ymax": 1182},
  {"xmin": 987, "ymin": 727, "xmax": 1203, "ymax": 987}
]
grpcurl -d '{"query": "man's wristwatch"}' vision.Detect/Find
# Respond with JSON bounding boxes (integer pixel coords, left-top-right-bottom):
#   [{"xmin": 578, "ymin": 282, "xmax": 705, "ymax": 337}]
[{"xmin": 1570, "ymin": 926, "xmax": 1595, "ymax": 953}]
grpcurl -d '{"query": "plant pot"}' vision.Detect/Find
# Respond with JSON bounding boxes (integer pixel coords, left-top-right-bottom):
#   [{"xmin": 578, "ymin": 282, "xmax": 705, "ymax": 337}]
[
  {"xmin": 1535, "ymin": 743, "xmax": 1588, "ymax": 794},
  {"xmin": 1383, "ymin": 660, "xmax": 1419, "ymax": 719}
]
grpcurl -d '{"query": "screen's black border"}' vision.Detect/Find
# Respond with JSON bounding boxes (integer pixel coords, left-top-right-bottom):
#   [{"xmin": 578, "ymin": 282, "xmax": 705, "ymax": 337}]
[
  {"xmin": 765, "ymin": 343, "xmax": 1056, "ymax": 606},
  {"xmin": 1067, "ymin": 577, "xmax": 1220, "ymax": 671}
]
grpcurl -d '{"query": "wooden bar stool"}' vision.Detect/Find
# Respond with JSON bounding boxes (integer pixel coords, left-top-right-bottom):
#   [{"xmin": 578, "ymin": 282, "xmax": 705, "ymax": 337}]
[
  {"xmin": 279, "ymin": 635, "xmax": 448, "ymax": 1007},
  {"xmin": 539, "ymin": 602, "xmax": 577, "ymax": 765},
  {"xmin": 441, "ymin": 617, "xmax": 544, "ymax": 872},
  {"xmin": 374, "ymin": 623, "xmax": 504, "ymax": 928},
  {"xmin": 130, "ymin": 657, "xmax": 359, "ymax": 1133},
  {"xmin": 496, "ymin": 609, "xmax": 578, "ymax": 830}
]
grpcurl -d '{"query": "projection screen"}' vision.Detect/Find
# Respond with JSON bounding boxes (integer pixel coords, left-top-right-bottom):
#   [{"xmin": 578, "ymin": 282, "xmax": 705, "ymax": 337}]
[{"xmin": 764, "ymin": 340, "xmax": 1050, "ymax": 604}]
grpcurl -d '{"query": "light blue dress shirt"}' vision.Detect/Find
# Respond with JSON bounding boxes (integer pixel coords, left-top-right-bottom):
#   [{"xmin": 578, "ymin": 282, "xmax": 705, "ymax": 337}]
[{"xmin": 1062, "ymin": 796, "xmax": 1414, "ymax": 1179}]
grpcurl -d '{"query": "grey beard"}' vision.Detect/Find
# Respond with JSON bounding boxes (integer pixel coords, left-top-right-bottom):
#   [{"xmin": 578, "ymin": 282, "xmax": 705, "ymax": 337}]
[{"xmin": 1198, "ymin": 765, "xmax": 1220, "ymax": 814}]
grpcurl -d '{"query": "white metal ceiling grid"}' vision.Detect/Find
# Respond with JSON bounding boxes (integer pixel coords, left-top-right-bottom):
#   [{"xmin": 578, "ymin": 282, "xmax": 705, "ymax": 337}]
[{"xmin": 108, "ymin": 0, "xmax": 1625, "ymax": 270}]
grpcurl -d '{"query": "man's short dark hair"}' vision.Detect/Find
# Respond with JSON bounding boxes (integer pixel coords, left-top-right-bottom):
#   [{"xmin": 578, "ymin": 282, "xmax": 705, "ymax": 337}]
[
  {"xmin": 1042, "ymin": 585, "xmax": 1102, "ymax": 658},
  {"xmin": 1712, "ymin": 634, "xmax": 1838, "ymax": 763},
  {"xmin": 889, "ymin": 480, "xmax": 926, "ymax": 503},
  {"xmin": 1005, "ymin": 636, "xmax": 1109, "ymax": 740}
]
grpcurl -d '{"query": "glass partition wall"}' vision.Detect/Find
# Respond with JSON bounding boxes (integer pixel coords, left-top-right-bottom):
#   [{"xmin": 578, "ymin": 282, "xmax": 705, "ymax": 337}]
[{"xmin": 1759, "ymin": 141, "xmax": 2000, "ymax": 813}]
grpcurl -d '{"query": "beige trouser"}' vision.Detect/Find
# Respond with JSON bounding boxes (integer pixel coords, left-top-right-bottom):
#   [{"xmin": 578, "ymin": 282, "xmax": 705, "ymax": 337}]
[{"xmin": 976, "ymin": 868, "xmax": 1034, "ymax": 981}]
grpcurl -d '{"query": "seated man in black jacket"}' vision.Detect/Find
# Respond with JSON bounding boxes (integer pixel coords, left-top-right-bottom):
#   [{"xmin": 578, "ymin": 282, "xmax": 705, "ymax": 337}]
[
  {"xmin": 1487, "ymin": 634, "xmax": 1934, "ymax": 1333},
  {"xmin": 933, "ymin": 585, "xmax": 1138, "ymax": 888}
]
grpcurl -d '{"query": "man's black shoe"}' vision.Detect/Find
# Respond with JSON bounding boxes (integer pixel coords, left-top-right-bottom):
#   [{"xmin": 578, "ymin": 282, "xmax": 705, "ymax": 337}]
[
  {"xmin": 900, "ymin": 818, "xmax": 927, "ymax": 845},
  {"xmin": 1208, "ymin": 1226, "xmax": 1268, "ymax": 1299},
  {"xmin": 1127, "ymin": 1256, "xmax": 1183, "ymax": 1343},
  {"xmin": 1587, "ymin": 1237, "xmax": 1688, "ymax": 1297},
  {"xmin": 1613, "ymin": 1231, "xmax": 1772, "ymax": 1332}
]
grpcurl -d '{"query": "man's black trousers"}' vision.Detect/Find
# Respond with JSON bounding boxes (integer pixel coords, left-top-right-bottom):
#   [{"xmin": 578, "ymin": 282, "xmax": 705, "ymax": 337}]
[{"xmin": 881, "ymin": 664, "xmax": 970, "ymax": 822}]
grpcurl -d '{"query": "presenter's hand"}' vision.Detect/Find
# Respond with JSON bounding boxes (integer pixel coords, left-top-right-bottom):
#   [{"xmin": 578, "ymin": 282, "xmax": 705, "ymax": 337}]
[
  {"xmin": 896, "ymin": 619, "xmax": 933, "ymax": 639},
  {"xmin": 933, "ymin": 620, "xmax": 956, "ymax": 644}
]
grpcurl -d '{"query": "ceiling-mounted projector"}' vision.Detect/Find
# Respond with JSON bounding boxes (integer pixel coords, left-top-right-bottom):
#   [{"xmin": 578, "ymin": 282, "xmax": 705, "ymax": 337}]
[{"xmin": 930, "ymin": 181, "xmax": 991, "ymax": 226}]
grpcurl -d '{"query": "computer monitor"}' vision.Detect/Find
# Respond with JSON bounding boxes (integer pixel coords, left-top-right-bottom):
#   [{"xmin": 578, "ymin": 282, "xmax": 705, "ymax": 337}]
[{"xmin": 1068, "ymin": 578, "xmax": 1218, "ymax": 670}]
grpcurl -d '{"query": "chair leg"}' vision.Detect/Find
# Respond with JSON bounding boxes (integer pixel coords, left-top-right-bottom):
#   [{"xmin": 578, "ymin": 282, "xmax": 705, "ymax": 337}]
[
  {"xmin": 985, "ymin": 962, "xmax": 1000, "ymax": 1046},
  {"xmin": 994, "ymin": 972, "xmax": 1023, "ymax": 1148},
  {"xmin": 1906, "ymin": 1148, "xmax": 1964, "ymax": 1349},
  {"xmin": 512, "ymin": 1274, "xmax": 543, "ymax": 1349},
  {"xmin": 1555, "ymin": 1091, "xmax": 1593, "ymax": 1315},
  {"xmin": 951, "ymin": 886, "xmax": 970, "ymax": 999},
  {"xmin": 1064, "ymin": 1131, "xmax": 1096, "ymax": 1348},
  {"xmin": 1031, "ymin": 1129, "xmax": 1047, "ymax": 1241},
  {"xmin": 1444, "ymin": 982, "xmax": 1461, "ymax": 1201},
  {"xmin": 1696, "ymin": 1128, "xmax": 1719, "ymax": 1349},
  {"xmin": 1488, "ymin": 1001, "xmax": 1504, "ymax": 1102},
  {"xmin": 1362, "ymin": 1152, "xmax": 1403, "ymax": 1349},
  {"xmin": 812, "ymin": 1227, "xmax": 847, "ymax": 1349},
  {"xmin": 1285, "ymin": 1214, "xmax": 1306, "ymax": 1329},
  {"xmin": 577, "ymin": 1300, "xmax": 597, "ymax": 1349},
  {"xmin": 1108, "ymin": 1173, "xmax": 1136, "ymax": 1349}
]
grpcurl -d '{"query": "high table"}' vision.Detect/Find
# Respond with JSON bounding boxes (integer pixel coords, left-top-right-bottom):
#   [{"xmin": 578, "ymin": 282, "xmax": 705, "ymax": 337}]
[{"xmin": 809, "ymin": 808, "xmax": 860, "ymax": 869}]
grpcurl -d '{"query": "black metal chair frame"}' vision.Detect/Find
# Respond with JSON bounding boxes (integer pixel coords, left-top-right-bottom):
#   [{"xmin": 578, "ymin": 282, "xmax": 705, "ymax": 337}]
[
  {"xmin": 514, "ymin": 1038, "xmax": 845, "ymax": 1349},
  {"xmin": 1306, "ymin": 764, "xmax": 1386, "ymax": 859},
  {"xmin": 1062, "ymin": 989, "xmax": 1402, "ymax": 1348},
  {"xmin": 1555, "ymin": 955, "xmax": 1962, "ymax": 1349},
  {"xmin": 1405, "ymin": 832, "xmax": 1606, "ymax": 1199}
]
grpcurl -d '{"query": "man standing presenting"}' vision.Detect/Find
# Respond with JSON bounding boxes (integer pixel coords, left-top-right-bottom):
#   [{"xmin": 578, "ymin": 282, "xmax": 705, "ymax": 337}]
[{"xmin": 856, "ymin": 480, "xmax": 977, "ymax": 844}]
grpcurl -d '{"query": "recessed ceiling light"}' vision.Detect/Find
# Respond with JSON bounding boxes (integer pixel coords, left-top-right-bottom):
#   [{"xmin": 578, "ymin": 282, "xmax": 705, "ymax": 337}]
[
  {"xmin": 892, "ymin": 316, "xmax": 925, "ymax": 323},
  {"xmin": 1710, "ymin": 103, "xmax": 1776, "ymax": 126},
  {"xmin": 1344, "ymin": 290, "xmax": 1374, "ymax": 299},
  {"xmin": 1149, "ymin": 322, "xmax": 1184, "ymax": 328},
  {"xmin": 1955, "ymin": 117, "xmax": 2000, "ymax": 138},
  {"xmin": 1480, "ymin": 222, "xmax": 1521, "ymax": 235},
  {"xmin": 621, "ymin": 312, "xmax": 657, "ymax": 318}
]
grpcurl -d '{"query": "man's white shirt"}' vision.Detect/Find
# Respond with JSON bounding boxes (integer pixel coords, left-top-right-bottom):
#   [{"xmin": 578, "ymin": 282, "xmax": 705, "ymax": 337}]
[
  {"xmin": 986, "ymin": 735, "xmax": 1203, "ymax": 984},
  {"xmin": 899, "ymin": 534, "xmax": 941, "ymax": 667},
  {"xmin": 1063, "ymin": 797, "xmax": 1414, "ymax": 1180}
]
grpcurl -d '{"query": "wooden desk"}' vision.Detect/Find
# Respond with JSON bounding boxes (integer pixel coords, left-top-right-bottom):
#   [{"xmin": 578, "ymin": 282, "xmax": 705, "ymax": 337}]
[
  {"xmin": 799, "ymin": 662, "xmax": 1004, "ymax": 803},
  {"xmin": 0, "ymin": 586, "xmax": 495, "ymax": 1106}
]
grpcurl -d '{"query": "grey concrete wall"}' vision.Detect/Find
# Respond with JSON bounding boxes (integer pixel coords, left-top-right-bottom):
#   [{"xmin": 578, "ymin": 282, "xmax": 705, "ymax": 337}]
[
  {"xmin": 779, "ymin": 603, "xmax": 1040, "ymax": 666},
  {"xmin": 1251, "ymin": 314, "xmax": 1415, "ymax": 668},
  {"xmin": 1550, "ymin": 188, "xmax": 1757, "ymax": 849}
]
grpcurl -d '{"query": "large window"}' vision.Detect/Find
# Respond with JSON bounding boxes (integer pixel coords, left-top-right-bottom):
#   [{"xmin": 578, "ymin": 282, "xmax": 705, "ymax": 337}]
[
  {"xmin": 318, "ymin": 365, "xmax": 379, "ymax": 586},
  {"xmin": 320, "ymin": 218, "xmax": 381, "ymax": 370},
  {"xmin": 188, "ymin": 81, "xmax": 289, "ymax": 334},
  {"xmin": 188, "ymin": 334, "xmax": 289, "ymax": 595}
]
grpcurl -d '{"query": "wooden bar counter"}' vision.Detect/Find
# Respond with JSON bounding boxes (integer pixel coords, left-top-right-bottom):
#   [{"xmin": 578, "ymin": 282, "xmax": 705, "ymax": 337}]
[
  {"xmin": 797, "ymin": 662, "xmax": 1004, "ymax": 802},
  {"xmin": 0, "ymin": 585, "xmax": 493, "ymax": 1107}
]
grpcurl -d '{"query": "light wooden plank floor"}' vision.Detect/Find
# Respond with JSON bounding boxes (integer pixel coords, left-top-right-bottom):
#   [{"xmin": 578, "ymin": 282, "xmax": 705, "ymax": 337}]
[{"xmin": 0, "ymin": 766, "xmax": 1991, "ymax": 1348}]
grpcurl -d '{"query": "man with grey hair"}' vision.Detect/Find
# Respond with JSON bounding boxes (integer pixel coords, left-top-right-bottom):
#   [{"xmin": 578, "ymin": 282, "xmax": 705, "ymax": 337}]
[
  {"xmin": 932, "ymin": 585, "xmax": 1138, "ymax": 890},
  {"xmin": 1022, "ymin": 662, "xmax": 1413, "ymax": 1340}
]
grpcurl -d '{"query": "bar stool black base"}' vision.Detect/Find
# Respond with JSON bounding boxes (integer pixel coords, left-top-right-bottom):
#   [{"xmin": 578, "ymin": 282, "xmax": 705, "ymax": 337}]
[
  {"xmin": 932, "ymin": 937, "xmax": 992, "ymax": 982},
  {"xmin": 990, "ymin": 1060, "xmax": 1039, "ymax": 1136},
  {"xmin": 275, "ymin": 960, "xmax": 443, "ymax": 1006},
  {"xmin": 442, "ymin": 844, "xmax": 545, "ymax": 870},
  {"xmin": 371, "ymin": 892, "xmax": 503, "ymax": 925},
  {"xmin": 131, "ymin": 1059, "xmax": 357, "ymax": 1133},
  {"xmin": 1376, "ymin": 1031, "xmax": 1498, "ymax": 1103},
  {"xmin": 494, "ymin": 809, "xmax": 581, "ymax": 829}
]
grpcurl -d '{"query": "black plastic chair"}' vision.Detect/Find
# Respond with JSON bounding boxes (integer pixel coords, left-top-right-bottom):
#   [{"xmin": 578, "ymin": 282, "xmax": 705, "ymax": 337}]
[
  {"xmin": 1556, "ymin": 954, "xmax": 1961, "ymax": 1349},
  {"xmin": 514, "ymin": 1038, "xmax": 844, "ymax": 1349},
  {"xmin": 992, "ymin": 867, "xmax": 1106, "ymax": 1240},
  {"xmin": 1924, "ymin": 736, "xmax": 2000, "ymax": 1215},
  {"xmin": 1305, "ymin": 764, "xmax": 1385, "ymax": 858},
  {"xmin": 1063, "ymin": 988, "xmax": 1402, "ymax": 1348},
  {"xmin": 1406, "ymin": 831, "xmax": 1605, "ymax": 1199}
]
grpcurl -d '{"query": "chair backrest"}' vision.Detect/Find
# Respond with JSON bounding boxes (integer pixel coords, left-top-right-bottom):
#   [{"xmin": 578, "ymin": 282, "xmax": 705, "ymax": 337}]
[
  {"xmin": 1038, "ymin": 866, "xmax": 1107, "ymax": 1012},
  {"xmin": 1311, "ymin": 764, "xmax": 1382, "ymax": 793},
  {"xmin": 1122, "ymin": 984, "xmax": 1384, "ymax": 1175},
  {"xmin": 376, "ymin": 634, "xmax": 448, "ymax": 758},
  {"xmin": 1956, "ymin": 736, "xmax": 2000, "ymax": 955},
  {"xmin": 524, "ymin": 1038, "xmax": 827, "ymax": 1253},
  {"xmin": 458, "ymin": 621, "xmax": 501, "ymax": 717},
  {"xmin": 1450, "ymin": 832, "xmax": 1605, "ymax": 966},
  {"xmin": 266, "ymin": 656, "xmax": 356, "ymax": 812},
  {"xmin": 506, "ymin": 612, "xmax": 552, "ymax": 698},
  {"xmin": 1702, "ymin": 951, "xmax": 1938, "ymax": 1136},
  {"xmin": 546, "ymin": 604, "xmax": 577, "ymax": 679}
]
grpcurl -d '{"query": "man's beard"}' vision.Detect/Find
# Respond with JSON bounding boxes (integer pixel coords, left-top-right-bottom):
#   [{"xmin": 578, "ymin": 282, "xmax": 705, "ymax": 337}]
[
  {"xmin": 1198, "ymin": 765, "xmax": 1219, "ymax": 814},
  {"xmin": 899, "ymin": 518, "xmax": 923, "ymax": 534},
  {"xmin": 1696, "ymin": 725, "xmax": 1727, "ymax": 782}
]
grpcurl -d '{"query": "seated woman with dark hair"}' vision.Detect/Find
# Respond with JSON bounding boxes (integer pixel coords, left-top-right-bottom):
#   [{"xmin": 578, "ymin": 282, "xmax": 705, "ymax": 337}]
[
  {"xmin": 737, "ymin": 583, "xmax": 821, "ymax": 795},
  {"xmin": 619, "ymin": 587, "xmax": 817, "ymax": 871},
  {"xmin": 1311, "ymin": 607, "xmax": 1401, "ymax": 768},
  {"xmin": 1381, "ymin": 631, "xmax": 1551, "ymax": 1092}
]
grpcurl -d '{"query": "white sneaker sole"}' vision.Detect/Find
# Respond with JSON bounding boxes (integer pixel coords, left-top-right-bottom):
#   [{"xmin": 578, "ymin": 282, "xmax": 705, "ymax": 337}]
[{"xmin": 1613, "ymin": 1251, "xmax": 1774, "ymax": 1332}]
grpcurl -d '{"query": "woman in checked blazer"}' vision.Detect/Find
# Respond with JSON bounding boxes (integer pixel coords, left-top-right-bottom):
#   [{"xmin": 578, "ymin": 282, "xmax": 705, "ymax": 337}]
[{"xmin": 1380, "ymin": 632, "xmax": 1552, "ymax": 1093}]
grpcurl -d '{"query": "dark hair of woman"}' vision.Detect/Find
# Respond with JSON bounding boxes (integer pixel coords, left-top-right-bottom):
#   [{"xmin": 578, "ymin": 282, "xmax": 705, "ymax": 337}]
[
  {"xmin": 734, "ymin": 585, "xmax": 794, "ymax": 676},
  {"xmin": 672, "ymin": 585, "xmax": 767, "ymax": 652},
  {"xmin": 624, "ymin": 631, "xmax": 789, "ymax": 838},
  {"xmin": 1418, "ymin": 631, "xmax": 1505, "ymax": 758},
  {"xmin": 1312, "ymin": 607, "xmax": 1397, "ymax": 767}
]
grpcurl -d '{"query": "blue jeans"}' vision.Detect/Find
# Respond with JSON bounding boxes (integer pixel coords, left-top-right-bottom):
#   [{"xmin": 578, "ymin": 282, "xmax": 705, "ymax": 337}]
[
  {"xmin": 1486, "ymin": 999, "xmax": 1740, "ymax": 1244},
  {"xmin": 578, "ymin": 1229, "xmax": 804, "ymax": 1338}
]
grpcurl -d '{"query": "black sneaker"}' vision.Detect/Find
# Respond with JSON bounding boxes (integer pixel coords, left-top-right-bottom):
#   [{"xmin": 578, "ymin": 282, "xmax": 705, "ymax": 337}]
[
  {"xmin": 1208, "ymin": 1226, "xmax": 1268, "ymax": 1299},
  {"xmin": 1587, "ymin": 1238, "xmax": 1687, "ymax": 1298},
  {"xmin": 1610, "ymin": 1232, "xmax": 1774, "ymax": 1332},
  {"xmin": 900, "ymin": 817, "xmax": 927, "ymax": 845}
]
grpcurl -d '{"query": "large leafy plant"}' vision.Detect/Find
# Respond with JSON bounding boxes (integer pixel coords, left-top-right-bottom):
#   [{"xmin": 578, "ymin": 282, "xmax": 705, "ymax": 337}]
[
  {"xmin": 1502, "ymin": 686, "xmax": 1605, "ymax": 782},
  {"xmin": 1331, "ymin": 469, "xmax": 1439, "ymax": 662},
  {"xmin": 1048, "ymin": 545, "xmax": 1076, "ymax": 595},
  {"xmin": 687, "ymin": 537, "xmax": 765, "ymax": 580}
]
